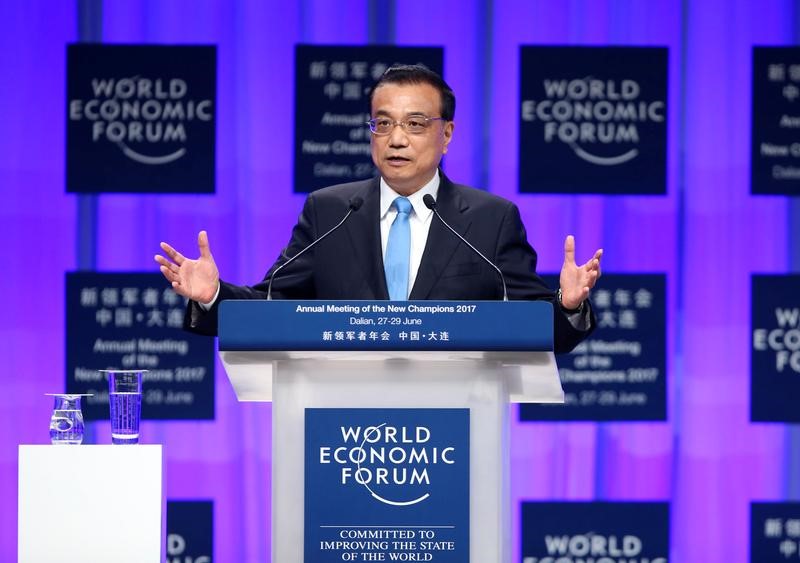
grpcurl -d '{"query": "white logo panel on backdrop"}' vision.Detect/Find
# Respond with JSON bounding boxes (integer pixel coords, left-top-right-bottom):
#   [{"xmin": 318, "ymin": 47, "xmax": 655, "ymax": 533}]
[
  {"xmin": 751, "ymin": 274, "xmax": 800, "ymax": 422},
  {"xmin": 521, "ymin": 274, "xmax": 667, "ymax": 422},
  {"xmin": 519, "ymin": 46, "xmax": 668, "ymax": 194},
  {"xmin": 67, "ymin": 44, "xmax": 216, "ymax": 193},
  {"xmin": 751, "ymin": 47, "xmax": 800, "ymax": 195},
  {"xmin": 66, "ymin": 272, "xmax": 215, "ymax": 420},
  {"xmin": 167, "ymin": 500, "xmax": 213, "ymax": 563},
  {"xmin": 521, "ymin": 502, "xmax": 669, "ymax": 563}
]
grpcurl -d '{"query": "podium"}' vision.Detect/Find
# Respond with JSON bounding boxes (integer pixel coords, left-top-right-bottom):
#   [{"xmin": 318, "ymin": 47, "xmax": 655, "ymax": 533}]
[{"xmin": 218, "ymin": 300, "xmax": 563, "ymax": 563}]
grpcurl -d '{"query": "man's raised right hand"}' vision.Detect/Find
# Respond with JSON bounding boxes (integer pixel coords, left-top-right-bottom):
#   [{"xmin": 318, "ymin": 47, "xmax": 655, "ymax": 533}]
[{"xmin": 155, "ymin": 230, "xmax": 220, "ymax": 304}]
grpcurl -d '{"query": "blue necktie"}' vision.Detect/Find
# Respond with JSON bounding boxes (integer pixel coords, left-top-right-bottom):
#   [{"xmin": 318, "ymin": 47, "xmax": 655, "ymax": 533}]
[{"xmin": 384, "ymin": 197, "xmax": 412, "ymax": 300}]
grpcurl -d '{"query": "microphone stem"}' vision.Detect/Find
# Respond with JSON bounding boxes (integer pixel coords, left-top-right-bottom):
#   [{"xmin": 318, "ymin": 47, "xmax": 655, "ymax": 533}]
[
  {"xmin": 432, "ymin": 208, "xmax": 508, "ymax": 302},
  {"xmin": 266, "ymin": 206, "xmax": 355, "ymax": 300}
]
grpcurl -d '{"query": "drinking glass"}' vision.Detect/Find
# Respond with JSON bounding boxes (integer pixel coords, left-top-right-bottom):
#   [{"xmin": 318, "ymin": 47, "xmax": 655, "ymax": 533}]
[
  {"xmin": 47, "ymin": 394, "xmax": 91, "ymax": 445},
  {"xmin": 101, "ymin": 369, "xmax": 146, "ymax": 445}
]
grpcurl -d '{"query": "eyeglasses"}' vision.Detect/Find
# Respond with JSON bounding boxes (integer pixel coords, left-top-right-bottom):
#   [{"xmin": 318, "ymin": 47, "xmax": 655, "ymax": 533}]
[{"xmin": 366, "ymin": 116, "xmax": 445, "ymax": 135}]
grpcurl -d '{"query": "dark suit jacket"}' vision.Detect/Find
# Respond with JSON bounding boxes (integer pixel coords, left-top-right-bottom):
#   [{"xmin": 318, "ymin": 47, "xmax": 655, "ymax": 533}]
[{"xmin": 185, "ymin": 172, "xmax": 594, "ymax": 353}]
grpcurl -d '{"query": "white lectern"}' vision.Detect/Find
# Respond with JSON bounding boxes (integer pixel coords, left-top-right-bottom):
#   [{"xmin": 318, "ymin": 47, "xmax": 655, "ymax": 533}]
[
  {"xmin": 18, "ymin": 445, "xmax": 164, "ymax": 563},
  {"xmin": 218, "ymin": 300, "xmax": 563, "ymax": 563}
]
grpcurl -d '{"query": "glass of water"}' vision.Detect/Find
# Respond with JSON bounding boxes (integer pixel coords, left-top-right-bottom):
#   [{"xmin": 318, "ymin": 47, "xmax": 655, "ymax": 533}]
[
  {"xmin": 47, "ymin": 394, "xmax": 90, "ymax": 445},
  {"xmin": 102, "ymin": 369, "xmax": 146, "ymax": 445}
]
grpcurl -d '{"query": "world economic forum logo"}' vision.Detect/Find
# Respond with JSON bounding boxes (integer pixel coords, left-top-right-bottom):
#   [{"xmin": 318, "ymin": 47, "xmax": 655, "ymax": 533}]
[
  {"xmin": 753, "ymin": 301, "xmax": 800, "ymax": 374},
  {"xmin": 518, "ymin": 46, "xmax": 667, "ymax": 195},
  {"xmin": 69, "ymin": 76, "xmax": 213, "ymax": 166},
  {"xmin": 66, "ymin": 44, "xmax": 216, "ymax": 194},
  {"xmin": 521, "ymin": 76, "xmax": 665, "ymax": 167},
  {"xmin": 318, "ymin": 421, "xmax": 457, "ymax": 506},
  {"xmin": 751, "ymin": 275, "xmax": 800, "ymax": 422}
]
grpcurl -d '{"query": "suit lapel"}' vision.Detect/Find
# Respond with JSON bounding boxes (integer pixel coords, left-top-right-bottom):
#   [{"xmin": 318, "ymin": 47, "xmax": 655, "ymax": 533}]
[
  {"xmin": 344, "ymin": 177, "xmax": 389, "ymax": 300},
  {"xmin": 409, "ymin": 174, "xmax": 471, "ymax": 299}
]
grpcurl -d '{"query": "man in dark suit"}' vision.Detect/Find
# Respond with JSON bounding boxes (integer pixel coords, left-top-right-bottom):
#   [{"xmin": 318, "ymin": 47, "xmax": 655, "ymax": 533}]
[{"xmin": 156, "ymin": 64, "xmax": 602, "ymax": 354}]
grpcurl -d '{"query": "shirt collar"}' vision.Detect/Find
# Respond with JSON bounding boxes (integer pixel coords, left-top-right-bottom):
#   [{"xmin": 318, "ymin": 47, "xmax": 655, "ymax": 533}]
[{"xmin": 379, "ymin": 171, "xmax": 440, "ymax": 221}]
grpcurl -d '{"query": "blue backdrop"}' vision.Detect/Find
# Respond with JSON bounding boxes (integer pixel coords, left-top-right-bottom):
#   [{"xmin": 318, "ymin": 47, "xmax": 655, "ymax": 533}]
[{"xmin": 1, "ymin": 1, "xmax": 798, "ymax": 561}]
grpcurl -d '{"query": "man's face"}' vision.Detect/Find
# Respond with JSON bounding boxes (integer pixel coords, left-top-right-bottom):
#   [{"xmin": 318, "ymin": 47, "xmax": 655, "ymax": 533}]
[{"xmin": 370, "ymin": 82, "xmax": 454, "ymax": 195}]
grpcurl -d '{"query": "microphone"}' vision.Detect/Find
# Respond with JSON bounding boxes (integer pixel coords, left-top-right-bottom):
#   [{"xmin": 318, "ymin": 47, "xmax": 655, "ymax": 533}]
[
  {"xmin": 266, "ymin": 196, "xmax": 364, "ymax": 300},
  {"xmin": 423, "ymin": 194, "xmax": 508, "ymax": 301}
]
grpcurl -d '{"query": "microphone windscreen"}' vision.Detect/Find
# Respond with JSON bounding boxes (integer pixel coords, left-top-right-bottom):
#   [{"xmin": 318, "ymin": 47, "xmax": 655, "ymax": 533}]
[
  {"xmin": 349, "ymin": 196, "xmax": 364, "ymax": 211},
  {"xmin": 422, "ymin": 194, "xmax": 436, "ymax": 210}
]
